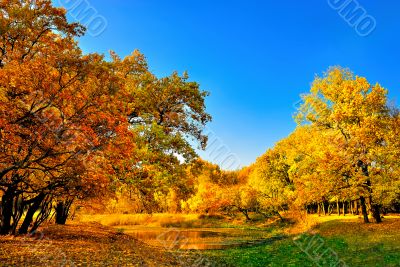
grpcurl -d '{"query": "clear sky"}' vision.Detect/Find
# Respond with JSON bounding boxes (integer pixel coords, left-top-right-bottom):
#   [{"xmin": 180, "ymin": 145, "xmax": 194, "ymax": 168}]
[{"xmin": 55, "ymin": 0, "xmax": 400, "ymax": 169}]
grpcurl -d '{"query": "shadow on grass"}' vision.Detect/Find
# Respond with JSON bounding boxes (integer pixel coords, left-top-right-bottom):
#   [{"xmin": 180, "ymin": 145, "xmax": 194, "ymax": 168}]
[{"xmin": 203, "ymin": 217, "xmax": 400, "ymax": 267}]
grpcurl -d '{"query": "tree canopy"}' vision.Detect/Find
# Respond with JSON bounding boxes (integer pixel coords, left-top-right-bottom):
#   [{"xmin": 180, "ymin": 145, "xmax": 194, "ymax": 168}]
[{"xmin": 0, "ymin": 0, "xmax": 211, "ymax": 235}]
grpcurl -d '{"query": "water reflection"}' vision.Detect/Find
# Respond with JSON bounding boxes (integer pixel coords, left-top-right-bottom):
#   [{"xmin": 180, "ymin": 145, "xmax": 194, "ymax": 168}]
[
  {"xmin": 121, "ymin": 228, "xmax": 270, "ymax": 250},
  {"xmin": 129, "ymin": 229, "xmax": 227, "ymax": 240}
]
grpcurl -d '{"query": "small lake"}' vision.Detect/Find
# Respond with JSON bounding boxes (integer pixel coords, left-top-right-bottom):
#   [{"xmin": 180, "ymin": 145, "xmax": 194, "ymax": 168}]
[{"xmin": 116, "ymin": 226, "xmax": 274, "ymax": 250}]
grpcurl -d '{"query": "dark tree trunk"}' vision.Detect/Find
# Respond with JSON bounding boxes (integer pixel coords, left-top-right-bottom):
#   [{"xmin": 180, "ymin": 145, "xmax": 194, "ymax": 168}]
[
  {"xmin": 354, "ymin": 200, "xmax": 359, "ymax": 215},
  {"xmin": 370, "ymin": 200, "xmax": 382, "ymax": 223},
  {"xmin": 323, "ymin": 200, "xmax": 329, "ymax": 216},
  {"xmin": 359, "ymin": 160, "xmax": 381, "ymax": 223},
  {"xmin": 274, "ymin": 210, "xmax": 284, "ymax": 222},
  {"xmin": 18, "ymin": 193, "xmax": 46, "ymax": 235},
  {"xmin": 0, "ymin": 188, "xmax": 15, "ymax": 235},
  {"xmin": 236, "ymin": 206, "xmax": 251, "ymax": 221},
  {"xmin": 55, "ymin": 200, "xmax": 73, "ymax": 225},
  {"xmin": 360, "ymin": 196, "xmax": 369, "ymax": 223},
  {"xmin": 337, "ymin": 199, "xmax": 340, "ymax": 216},
  {"xmin": 241, "ymin": 209, "xmax": 251, "ymax": 221}
]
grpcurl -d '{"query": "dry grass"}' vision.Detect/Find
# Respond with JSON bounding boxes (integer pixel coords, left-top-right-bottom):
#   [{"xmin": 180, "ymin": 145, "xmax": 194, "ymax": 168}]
[
  {"xmin": 78, "ymin": 213, "xmax": 201, "ymax": 227},
  {"xmin": 283, "ymin": 211, "xmax": 377, "ymax": 235}
]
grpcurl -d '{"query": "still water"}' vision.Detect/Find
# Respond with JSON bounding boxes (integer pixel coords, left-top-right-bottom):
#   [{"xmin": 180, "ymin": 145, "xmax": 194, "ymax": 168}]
[{"xmin": 118, "ymin": 226, "xmax": 272, "ymax": 250}]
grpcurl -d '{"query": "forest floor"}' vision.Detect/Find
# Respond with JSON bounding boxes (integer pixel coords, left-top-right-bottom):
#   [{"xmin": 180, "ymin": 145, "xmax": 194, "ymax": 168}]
[
  {"xmin": 0, "ymin": 215, "xmax": 399, "ymax": 266},
  {"xmin": 0, "ymin": 222, "xmax": 215, "ymax": 266}
]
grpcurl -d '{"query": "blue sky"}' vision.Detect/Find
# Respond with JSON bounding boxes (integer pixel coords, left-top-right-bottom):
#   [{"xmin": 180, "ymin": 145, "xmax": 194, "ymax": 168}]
[{"xmin": 55, "ymin": 0, "xmax": 400, "ymax": 169}]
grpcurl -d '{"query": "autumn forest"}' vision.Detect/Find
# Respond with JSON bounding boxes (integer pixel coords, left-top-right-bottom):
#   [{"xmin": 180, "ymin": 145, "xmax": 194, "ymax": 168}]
[{"xmin": 1, "ymin": 1, "xmax": 400, "ymax": 266}]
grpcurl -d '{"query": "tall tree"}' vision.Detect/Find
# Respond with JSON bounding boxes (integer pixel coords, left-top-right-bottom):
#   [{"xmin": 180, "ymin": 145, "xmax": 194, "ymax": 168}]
[
  {"xmin": 0, "ymin": 0, "xmax": 135, "ymax": 234},
  {"xmin": 296, "ymin": 67, "xmax": 391, "ymax": 223},
  {"xmin": 111, "ymin": 53, "xmax": 212, "ymax": 212}
]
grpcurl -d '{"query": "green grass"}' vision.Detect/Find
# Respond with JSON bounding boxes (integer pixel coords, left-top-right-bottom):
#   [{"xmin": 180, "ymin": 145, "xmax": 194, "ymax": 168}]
[
  {"xmin": 203, "ymin": 217, "xmax": 400, "ymax": 267},
  {"xmin": 78, "ymin": 213, "xmax": 400, "ymax": 266},
  {"xmin": 204, "ymin": 237, "xmax": 317, "ymax": 266}
]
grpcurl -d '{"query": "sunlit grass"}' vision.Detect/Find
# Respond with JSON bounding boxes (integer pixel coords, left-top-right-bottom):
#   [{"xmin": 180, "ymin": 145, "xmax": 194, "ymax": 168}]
[
  {"xmin": 205, "ymin": 215, "xmax": 400, "ymax": 267},
  {"xmin": 78, "ymin": 213, "xmax": 200, "ymax": 227},
  {"xmin": 76, "ymin": 212, "xmax": 400, "ymax": 266}
]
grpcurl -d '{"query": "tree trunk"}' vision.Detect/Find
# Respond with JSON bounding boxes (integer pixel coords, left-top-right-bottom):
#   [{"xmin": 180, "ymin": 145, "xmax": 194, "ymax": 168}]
[
  {"xmin": 274, "ymin": 210, "xmax": 284, "ymax": 222},
  {"xmin": 354, "ymin": 200, "xmax": 359, "ymax": 215},
  {"xmin": 18, "ymin": 193, "xmax": 46, "ymax": 235},
  {"xmin": 240, "ymin": 209, "xmax": 251, "ymax": 221},
  {"xmin": 369, "ymin": 197, "xmax": 382, "ymax": 223},
  {"xmin": 360, "ymin": 196, "xmax": 369, "ymax": 223},
  {"xmin": 342, "ymin": 201, "xmax": 346, "ymax": 216},
  {"xmin": 0, "ymin": 188, "xmax": 15, "ymax": 235},
  {"xmin": 55, "ymin": 200, "xmax": 73, "ymax": 225},
  {"xmin": 322, "ymin": 200, "xmax": 328, "ymax": 216},
  {"xmin": 337, "ymin": 199, "xmax": 340, "ymax": 216},
  {"xmin": 359, "ymin": 161, "xmax": 381, "ymax": 223},
  {"xmin": 350, "ymin": 201, "xmax": 354, "ymax": 215}
]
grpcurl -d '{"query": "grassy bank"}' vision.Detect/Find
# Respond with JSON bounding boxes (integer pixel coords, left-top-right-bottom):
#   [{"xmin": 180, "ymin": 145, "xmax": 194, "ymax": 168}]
[
  {"xmin": 2, "ymin": 214, "xmax": 399, "ymax": 266},
  {"xmin": 79, "ymin": 213, "xmax": 400, "ymax": 266},
  {"xmin": 204, "ymin": 216, "xmax": 400, "ymax": 267}
]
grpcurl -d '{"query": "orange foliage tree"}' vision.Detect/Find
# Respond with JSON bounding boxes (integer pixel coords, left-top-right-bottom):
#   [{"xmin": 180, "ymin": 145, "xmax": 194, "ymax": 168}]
[{"xmin": 0, "ymin": 0, "xmax": 136, "ymax": 234}]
